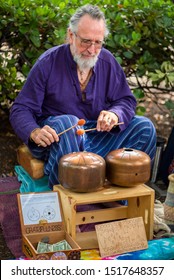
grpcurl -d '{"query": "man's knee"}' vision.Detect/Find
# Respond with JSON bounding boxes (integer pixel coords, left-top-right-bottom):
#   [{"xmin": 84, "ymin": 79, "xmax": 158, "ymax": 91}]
[{"xmin": 132, "ymin": 116, "xmax": 156, "ymax": 134}]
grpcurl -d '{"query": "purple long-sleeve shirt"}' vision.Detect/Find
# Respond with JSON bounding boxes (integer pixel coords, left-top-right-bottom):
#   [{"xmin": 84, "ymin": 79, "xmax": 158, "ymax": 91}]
[{"xmin": 10, "ymin": 44, "xmax": 137, "ymax": 144}]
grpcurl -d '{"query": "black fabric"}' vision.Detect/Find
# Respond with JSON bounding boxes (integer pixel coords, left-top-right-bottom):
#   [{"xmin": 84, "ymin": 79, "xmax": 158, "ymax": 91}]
[{"xmin": 159, "ymin": 127, "xmax": 174, "ymax": 186}]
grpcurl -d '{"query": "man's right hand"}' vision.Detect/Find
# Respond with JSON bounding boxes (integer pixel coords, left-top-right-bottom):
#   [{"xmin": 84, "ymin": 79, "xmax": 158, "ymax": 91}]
[{"xmin": 30, "ymin": 125, "xmax": 59, "ymax": 147}]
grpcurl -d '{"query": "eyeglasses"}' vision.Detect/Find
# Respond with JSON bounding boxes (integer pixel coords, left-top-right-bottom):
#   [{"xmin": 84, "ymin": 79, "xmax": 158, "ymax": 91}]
[{"xmin": 74, "ymin": 32, "xmax": 104, "ymax": 49}]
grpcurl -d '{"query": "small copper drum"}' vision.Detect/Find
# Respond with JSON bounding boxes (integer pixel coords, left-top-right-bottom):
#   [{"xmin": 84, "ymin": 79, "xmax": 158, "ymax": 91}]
[
  {"xmin": 58, "ymin": 151, "xmax": 106, "ymax": 192},
  {"xmin": 105, "ymin": 148, "xmax": 151, "ymax": 187}
]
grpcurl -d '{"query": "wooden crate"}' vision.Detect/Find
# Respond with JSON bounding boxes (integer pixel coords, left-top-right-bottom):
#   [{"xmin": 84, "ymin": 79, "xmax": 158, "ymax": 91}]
[
  {"xmin": 17, "ymin": 191, "xmax": 81, "ymax": 260},
  {"xmin": 54, "ymin": 183, "xmax": 154, "ymax": 250},
  {"xmin": 17, "ymin": 144, "xmax": 44, "ymax": 179}
]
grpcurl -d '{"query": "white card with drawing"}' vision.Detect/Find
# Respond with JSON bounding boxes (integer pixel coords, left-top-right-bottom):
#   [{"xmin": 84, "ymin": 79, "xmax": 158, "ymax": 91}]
[{"xmin": 19, "ymin": 192, "xmax": 62, "ymax": 225}]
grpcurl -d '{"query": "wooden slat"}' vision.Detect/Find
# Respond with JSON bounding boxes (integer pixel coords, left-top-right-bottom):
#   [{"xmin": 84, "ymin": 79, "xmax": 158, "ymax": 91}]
[
  {"xmin": 55, "ymin": 183, "xmax": 153, "ymax": 204},
  {"xmin": 76, "ymin": 206, "xmax": 128, "ymax": 225},
  {"xmin": 76, "ymin": 231, "xmax": 98, "ymax": 249}
]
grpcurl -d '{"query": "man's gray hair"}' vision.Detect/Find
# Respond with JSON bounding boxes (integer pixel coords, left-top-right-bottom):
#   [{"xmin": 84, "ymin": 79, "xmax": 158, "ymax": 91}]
[{"xmin": 69, "ymin": 4, "xmax": 109, "ymax": 38}]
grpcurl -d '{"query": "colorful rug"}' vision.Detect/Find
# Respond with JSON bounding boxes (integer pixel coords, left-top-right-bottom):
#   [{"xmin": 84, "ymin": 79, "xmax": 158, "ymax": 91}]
[{"xmin": 0, "ymin": 176, "xmax": 23, "ymax": 258}]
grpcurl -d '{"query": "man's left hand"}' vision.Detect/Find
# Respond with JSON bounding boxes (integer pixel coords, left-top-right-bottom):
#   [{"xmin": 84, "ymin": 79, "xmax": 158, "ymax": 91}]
[{"xmin": 97, "ymin": 110, "xmax": 119, "ymax": 132}]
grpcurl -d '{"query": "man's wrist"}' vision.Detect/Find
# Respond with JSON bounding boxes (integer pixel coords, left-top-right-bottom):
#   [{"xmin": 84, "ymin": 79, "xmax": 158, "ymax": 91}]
[
  {"xmin": 30, "ymin": 128, "xmax": 40, "ymax": 142},
  {"xmin": 109, "ymin": 111, "xmax": 119, "ymax": 123}
]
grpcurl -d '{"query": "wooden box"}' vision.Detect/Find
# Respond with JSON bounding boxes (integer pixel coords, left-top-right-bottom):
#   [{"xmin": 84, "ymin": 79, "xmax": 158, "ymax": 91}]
[
  {"xmin": 54, "ymin": 183, "xmax": 154, "ymax": 250},
  {"xmin": 17, "ymin": 144, "xmax": 44, "ymax": 179},
  {"xmin": 17, "ymin": 191, "xmax": 81, "ymax": 260}
]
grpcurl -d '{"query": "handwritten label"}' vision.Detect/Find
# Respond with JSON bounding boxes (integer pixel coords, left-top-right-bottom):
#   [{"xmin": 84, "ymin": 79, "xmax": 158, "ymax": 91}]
[{"xmin": 95, "ymin": 217, "xmax": 148, "ymax": 258}]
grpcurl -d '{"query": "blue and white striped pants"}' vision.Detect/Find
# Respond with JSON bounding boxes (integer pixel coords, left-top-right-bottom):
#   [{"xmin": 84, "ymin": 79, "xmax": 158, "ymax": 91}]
[{"xmin": 29, "ymin": 114, "xmax": 156, "ymax": 189}]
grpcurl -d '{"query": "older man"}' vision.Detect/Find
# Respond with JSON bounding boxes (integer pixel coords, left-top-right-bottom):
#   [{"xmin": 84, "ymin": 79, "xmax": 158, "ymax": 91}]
[{"xmin": 10, "ymin": 4, "xmax": 156, "ymax": 189}]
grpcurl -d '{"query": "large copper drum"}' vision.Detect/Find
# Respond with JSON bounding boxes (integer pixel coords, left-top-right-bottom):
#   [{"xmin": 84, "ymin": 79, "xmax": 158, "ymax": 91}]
[
  {"xmin": 58, "ymin": 151, "xmax": 106, "ymax": 193},
  {"xmin": 105, "ymin": 148, "xmax": 151, "ymax": 187}
]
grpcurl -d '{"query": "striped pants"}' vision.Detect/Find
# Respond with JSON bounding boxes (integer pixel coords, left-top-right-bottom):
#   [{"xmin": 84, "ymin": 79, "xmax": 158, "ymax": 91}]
[{"xmin": 29, "ymin": 114, "xmax": 157, "ymax": 189}]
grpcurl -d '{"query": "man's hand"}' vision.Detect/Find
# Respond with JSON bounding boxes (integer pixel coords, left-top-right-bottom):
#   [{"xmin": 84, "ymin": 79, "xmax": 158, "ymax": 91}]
[
  {"xmin": 30, "ymin": 125, "xmax": 59, "ymax": 147},
  {"xmin": 97, "ymin": 110, "xmax": 119, "ymax": 132}
]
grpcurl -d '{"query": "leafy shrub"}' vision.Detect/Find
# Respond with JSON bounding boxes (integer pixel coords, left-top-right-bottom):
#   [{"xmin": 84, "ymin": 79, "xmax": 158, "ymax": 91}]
[
  {"xmin": 104, "ymin": 0, "xmax": 174, "ymax": 116},
  {"xmin": 0, "ymin": 0, "xmax": 174, "ymax": 117},
  {"xmin": 0, "ymin": 0, "xmax": 70, "ymax": 111}
]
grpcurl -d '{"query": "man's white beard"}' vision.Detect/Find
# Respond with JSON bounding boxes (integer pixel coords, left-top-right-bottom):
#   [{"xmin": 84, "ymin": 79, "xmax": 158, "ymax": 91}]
[{"xmin": 73, "ymin": 53, "xmax": 98, "ymax": 70}]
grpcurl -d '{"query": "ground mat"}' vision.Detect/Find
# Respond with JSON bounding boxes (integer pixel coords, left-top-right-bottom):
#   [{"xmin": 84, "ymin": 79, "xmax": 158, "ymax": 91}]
[{"xmin": 0, "ymin": 176, "xmax": 23, "ymax": 258}]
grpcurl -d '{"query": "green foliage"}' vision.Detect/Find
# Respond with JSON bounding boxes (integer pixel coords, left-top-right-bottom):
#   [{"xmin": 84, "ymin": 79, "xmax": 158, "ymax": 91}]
[
  {"xmin": 104, "ymin": 0, "xmax": 174, "ymax": 116},
  {"xmin": 0, "ymin": 0, "xmax": 174, "ymax": 117},
  {"xmin": 148, "ymin": 61, "xmax": 174, "ymax": 86},
  {"xmin": 0, "ymin": 0, "xmax": 71, "ymax": 109},
  {"xmin": 165, "ymin": 100, "xmax": 174, "ymax": 118}
]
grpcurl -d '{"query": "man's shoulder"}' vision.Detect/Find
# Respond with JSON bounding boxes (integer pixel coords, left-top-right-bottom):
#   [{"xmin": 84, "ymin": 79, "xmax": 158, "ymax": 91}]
[
  {"xmin": 98, "ymin": 48, "xmax": 121, "ymax": 69},
  {"xmin": 38, "ymin": 44, "xmax": 68, "ymax": 61}
]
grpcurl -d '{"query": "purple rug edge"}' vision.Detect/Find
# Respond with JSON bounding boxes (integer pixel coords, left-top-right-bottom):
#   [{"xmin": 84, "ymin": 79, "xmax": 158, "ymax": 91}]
[{"xmin": 0, "ymin": 176, "xmax": 23, "ymax": 258}]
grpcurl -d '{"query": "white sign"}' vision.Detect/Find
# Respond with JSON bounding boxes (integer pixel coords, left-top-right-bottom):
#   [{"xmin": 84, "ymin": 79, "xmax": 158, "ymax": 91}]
[{"xmin": 20, "ymin": 192, "xmax": 62, "ymax": 225}]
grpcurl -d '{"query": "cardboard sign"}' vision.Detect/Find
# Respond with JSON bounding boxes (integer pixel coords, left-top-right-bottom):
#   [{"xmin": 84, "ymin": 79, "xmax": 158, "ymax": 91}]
[{"xmin": 95, "ymin": 217, "xmax": 148, "ymax": 258}]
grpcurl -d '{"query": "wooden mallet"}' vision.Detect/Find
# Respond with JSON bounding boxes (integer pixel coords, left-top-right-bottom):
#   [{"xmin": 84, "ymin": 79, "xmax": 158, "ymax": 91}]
[
  {"xmin": 57, "ymin": 119, "xmax": 86, "ymax": 136},
  {"xmin": 76, "ymin": 122, "xmax": 124, "ymax": 135},
  {"xmin": 38, "ymin": 119, "xmax": 86, "ymax": 146}
]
